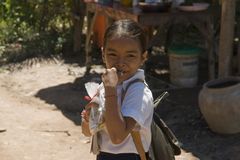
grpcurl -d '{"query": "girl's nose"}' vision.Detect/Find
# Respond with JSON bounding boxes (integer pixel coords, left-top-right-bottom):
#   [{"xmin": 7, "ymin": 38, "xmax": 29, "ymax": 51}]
[{"xmin": 116, "ymin": 58, "xmax": 126, "ymax": 68}]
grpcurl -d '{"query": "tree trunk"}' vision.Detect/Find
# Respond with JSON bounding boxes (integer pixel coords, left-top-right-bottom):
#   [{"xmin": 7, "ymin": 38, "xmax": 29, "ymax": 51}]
[
  {"xmin": 72, "ymin": 0, "xmax": 85, "ymax": 54},
  {"xmin": 218, "ymin": 0, "xmax": 236, "ymax": 78},
  {"xmin": 39, "ymin": 0, "xmax": 49, "ymax": 32}
]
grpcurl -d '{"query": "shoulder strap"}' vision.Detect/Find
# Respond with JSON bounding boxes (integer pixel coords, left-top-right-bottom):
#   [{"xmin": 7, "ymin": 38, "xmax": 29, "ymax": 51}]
[
  {"xmin": 121, "ymin": 79, "xmax": 147, "ymax": 160},
  {"xmin": 131, "ymin": 131, "xmax": 147, "ymax": 160}
]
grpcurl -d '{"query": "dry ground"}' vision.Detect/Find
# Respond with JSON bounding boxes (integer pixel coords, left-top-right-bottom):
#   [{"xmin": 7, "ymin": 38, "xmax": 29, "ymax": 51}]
[
  {"xmin": 0, "ymin": 58, "xmax": 239, "ymax": 160},
  {"xmin": 0, "ymin": 59, "xmax": 95, "ymax": 160}
]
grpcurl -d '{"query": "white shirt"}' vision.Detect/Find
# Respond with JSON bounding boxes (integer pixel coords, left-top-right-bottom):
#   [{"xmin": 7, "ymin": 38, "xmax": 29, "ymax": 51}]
[{"xmin": 98, "ymin": 69, "xmax": 154, "ymax": 154}]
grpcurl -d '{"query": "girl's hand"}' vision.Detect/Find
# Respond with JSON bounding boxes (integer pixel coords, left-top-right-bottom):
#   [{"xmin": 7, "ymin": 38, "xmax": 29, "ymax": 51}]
[
  {"xmin": 102, "ymin": 67, "xmax": 118, "ymax": 87},
  {"xmin": 82, "ymin": 101, "xmax": 99, "ymax": 122},
  {"xmin": 81, "ymin": 108, "xmax": 92, "ymax": 137},
  {"xmin": 81, "ymin": 109, "xmax": 90, "ymax": 123}
]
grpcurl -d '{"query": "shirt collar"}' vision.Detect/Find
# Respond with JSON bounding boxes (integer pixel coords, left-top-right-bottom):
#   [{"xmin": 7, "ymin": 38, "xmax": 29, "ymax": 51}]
[{"xmin": 121, "ymin": 69, "xmax": 145, "ymax": 90}]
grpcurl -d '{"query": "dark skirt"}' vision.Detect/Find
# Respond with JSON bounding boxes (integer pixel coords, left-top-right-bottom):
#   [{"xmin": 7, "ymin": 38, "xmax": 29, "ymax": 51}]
[{"xmin": 96, "ymin": 152, "xmax": 149, "ymax": 160}]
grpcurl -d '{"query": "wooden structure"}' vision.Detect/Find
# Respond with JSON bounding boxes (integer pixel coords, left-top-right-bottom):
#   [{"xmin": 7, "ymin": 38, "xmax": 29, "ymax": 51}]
[
  {"xmin": 218, "ymin": 0, "xmax": 236, "ymax": 77},
  {"xmin": 85, "ymin": 2, "xmax": 217, "ymax": 79}
]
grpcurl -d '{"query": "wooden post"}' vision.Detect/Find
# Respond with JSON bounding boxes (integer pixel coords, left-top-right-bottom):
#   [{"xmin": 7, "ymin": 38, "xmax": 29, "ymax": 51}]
[
  {"xmin": 72, "ymin": 0, "xmax": 85, "ymax": 54},
  {"xmin": 238, "ymin": 38, "xmax": 240, "ymax": 75},
  {"xmin": 85, "ymin": 9, "xmax": 98, "ymax": 73},
  {"xmin": 218, "ymin": 0, "xmax": 236, "ymax": 78}
]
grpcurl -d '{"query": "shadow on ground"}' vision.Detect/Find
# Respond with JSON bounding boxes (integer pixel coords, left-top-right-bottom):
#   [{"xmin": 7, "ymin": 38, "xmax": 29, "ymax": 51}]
[{"xmin": 35, "ymin": 72, "xmax": 102, "ymax": 125}]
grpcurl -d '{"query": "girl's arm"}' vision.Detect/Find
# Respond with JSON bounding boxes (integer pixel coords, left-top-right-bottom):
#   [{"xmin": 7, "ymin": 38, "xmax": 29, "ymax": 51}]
[
  {"xmin": 102, "ymin": 68, "xmax": 136, "ymax": 144},
  {"xmin": 104, "ymin": 86, "xmax": 136, "ymax": 144},
  {"xmin": 81, "ymin": 120, "xmax": 91, "ymax": 137}
]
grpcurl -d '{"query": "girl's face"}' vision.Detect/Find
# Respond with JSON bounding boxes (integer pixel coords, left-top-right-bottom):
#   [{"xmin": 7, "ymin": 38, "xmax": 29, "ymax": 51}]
[{"xmin": 102, "ymin": 37, "xmax": 147, "ymax": 83}]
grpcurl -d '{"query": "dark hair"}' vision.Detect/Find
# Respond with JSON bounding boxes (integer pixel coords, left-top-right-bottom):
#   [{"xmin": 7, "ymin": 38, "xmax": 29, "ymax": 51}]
[{"xmin": 103, "ymin": 19, "xmax": 147, "ymax": 53}]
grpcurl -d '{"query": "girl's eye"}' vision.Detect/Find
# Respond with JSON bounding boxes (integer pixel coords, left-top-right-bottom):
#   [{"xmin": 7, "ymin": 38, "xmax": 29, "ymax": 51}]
[
  {"xmin": 127, "ymin": 54, "xmax": 136, "ymax": 58},
  {"xmin": 107, "ymin": 53, "xmax": 117, "ymax": 57}
]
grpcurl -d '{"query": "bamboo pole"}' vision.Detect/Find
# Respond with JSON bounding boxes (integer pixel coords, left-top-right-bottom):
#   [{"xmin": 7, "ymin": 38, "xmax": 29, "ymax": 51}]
[{"xmin": 218, "ymin": 0, "xmax": 236, "ymax": 78}]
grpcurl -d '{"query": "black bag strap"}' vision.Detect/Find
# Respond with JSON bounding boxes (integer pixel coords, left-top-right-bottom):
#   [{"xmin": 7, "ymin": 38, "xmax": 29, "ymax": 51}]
[
  {"xmin": 153, "ymin": 111, "xmax": 181, "ymax": 155},
  {"xmin": 153, "ymin": 92, "xmax": 181, "ymax": 155}
]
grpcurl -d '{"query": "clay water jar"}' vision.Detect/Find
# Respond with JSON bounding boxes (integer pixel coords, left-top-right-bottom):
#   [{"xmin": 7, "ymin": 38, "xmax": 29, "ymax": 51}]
[{"xmin": 198, "ymin": 77, "xmax": 240, "ymax": 134}]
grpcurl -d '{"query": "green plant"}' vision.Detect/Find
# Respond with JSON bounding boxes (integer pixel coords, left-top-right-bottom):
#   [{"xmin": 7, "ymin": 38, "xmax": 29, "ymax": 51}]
[{"xmin": 0, "ymin": 0, "xmax": 74, "ymax": 64}]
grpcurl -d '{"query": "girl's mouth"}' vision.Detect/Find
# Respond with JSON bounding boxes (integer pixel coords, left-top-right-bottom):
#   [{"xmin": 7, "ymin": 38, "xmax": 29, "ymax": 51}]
[{"xmin": 116, "ymin": 69, "xmax": 124, "ymax": 76}]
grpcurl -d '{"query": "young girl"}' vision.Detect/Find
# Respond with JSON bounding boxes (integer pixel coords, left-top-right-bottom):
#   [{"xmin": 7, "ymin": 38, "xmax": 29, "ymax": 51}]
[{"xmin": 81, "ymin": 19, "xmax": 154, "ymax": 160}]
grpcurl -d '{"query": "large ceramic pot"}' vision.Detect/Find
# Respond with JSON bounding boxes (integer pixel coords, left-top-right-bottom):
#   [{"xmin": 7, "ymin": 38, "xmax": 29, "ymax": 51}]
[{"xmin": 198, "ymin": 77, "xmax": 240, "ymax": 134}]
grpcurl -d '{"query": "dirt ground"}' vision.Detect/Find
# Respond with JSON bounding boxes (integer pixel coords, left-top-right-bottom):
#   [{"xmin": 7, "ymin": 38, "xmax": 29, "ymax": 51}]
[{"xmin": 0, "ymin": 57, "xmax": 239, "ymax": 160}]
